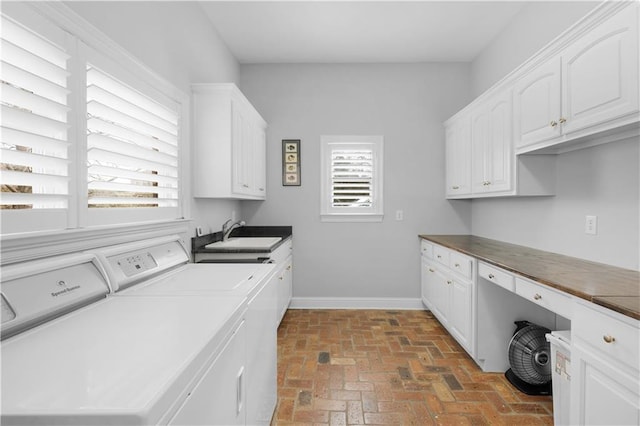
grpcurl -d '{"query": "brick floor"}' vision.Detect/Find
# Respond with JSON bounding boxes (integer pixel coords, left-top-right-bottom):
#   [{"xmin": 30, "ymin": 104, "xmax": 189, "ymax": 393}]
[{"xmin": 273, "ymin": 309, "xmax": 554, "ymax": 425}]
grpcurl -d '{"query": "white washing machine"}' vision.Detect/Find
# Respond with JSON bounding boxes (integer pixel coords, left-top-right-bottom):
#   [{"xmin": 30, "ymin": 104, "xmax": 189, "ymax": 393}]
[
  {"xmin": 1, "ymin": 235, "xmax": 277, "ymax": 426},
  {"xmin": 0, "ymin": 252, "xmax": 246, "ymax": 425},
  {"xmin": 92, "ymin": 235, "xmax": 279, "ymax": 426}
]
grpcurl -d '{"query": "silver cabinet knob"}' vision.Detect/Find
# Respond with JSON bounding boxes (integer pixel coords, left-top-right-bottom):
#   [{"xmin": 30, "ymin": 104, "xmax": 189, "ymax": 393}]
[{"xmin": 603, "ymin": 335, "xmax": 615, "ymax": 344}]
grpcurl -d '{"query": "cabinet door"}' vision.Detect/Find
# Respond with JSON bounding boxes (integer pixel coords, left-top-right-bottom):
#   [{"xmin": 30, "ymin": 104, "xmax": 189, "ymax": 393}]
[
  {"xmin": 486, "ymin": 92, "xmax": 513, "ymax": 193},
  {"xmin": 571, "ymin": 344, "xmax": 640, "ymax": 425},
  {"xmin": 471, "ymin": 107, "xmax": 490, "ymax": 193},
  {"xmin": 513, "ymin": 58, "xmax": 562, "ymax": 149},
  {"xmin": 254, "ymin": 127, "xmax": 267, "ymax": 197},
  {"xmin": 445, "ymin": 117, "xmax": 471, "ymax": 198},
  {"xmin": 449, "ymin": 279, "xmax": 472, "ymax": 353},
  {"xmin": 421, "ymin": 258, "xmax": 434, "ymax": 309},
  {"xmin": 471, "ymin": 93, "xmax": 513, "ymax": 194},
  {"xmin": 169, "ymin": 320, "xmax": 246, "ymax": 425},
  {"xmin": 562, "ymin": 4, "xmax": 639, "ymax": 135},
  {"xmin": 428, "ymin": 264, "xmax": 450, "ymax": 324},
  {"xmin": 231, "ymin": 100, "xmax": 251, "ymax": 195},
  {"xmin": 277, "ymin": 258, "xmax": 293, "ymax": 325}
]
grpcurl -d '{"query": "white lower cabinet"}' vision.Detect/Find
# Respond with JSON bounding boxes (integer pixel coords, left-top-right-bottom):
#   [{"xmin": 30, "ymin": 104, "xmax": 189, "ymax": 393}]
[
  {"xmin": 169, "ymin": 318, "xmax": 247, "ymax": 425},
  {"xmin": 276, "ymin": 256, "xmax": 293, "ymax": 325},
  {"xmin": 570, "ymin": 301, "xmax": 640, "ymax": 425},
  {"xmin": 420, "ymin": 242, "xmax": 474, "ymax": 356}
]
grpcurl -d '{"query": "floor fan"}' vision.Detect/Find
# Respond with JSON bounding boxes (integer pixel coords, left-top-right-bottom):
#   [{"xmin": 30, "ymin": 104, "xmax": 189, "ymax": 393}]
[{"xmin": 505, "ymin": 320, "xmax": 552, "ymax": 395}]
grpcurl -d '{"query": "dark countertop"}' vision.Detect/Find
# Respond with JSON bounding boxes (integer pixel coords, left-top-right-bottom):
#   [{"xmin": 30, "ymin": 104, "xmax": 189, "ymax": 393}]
[
  {"xmin": 419, "ymin": 234, "xmax": 640, "ymax": 320},
  {"xmin": 192, "ymin": 226, "xmax": 292, "ymax": 254}
]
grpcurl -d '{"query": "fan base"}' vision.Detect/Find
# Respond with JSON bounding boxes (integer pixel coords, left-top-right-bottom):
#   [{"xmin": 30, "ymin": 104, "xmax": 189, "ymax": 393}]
[{"xmin": 505, "ymin": 369, "xmax": 551, "ymax": 396}]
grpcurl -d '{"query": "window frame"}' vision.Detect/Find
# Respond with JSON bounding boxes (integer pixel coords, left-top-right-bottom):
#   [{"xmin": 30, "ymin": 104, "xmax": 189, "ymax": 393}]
[{"xmin": 320, "ymin": 134, "xmax": 384, "ymax": 223}]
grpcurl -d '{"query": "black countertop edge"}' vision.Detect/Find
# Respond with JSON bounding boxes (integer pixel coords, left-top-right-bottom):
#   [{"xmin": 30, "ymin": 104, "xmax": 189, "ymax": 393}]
[{"xmin": 192, "ymin": 226, "xmax": 293, "ymax": 254}]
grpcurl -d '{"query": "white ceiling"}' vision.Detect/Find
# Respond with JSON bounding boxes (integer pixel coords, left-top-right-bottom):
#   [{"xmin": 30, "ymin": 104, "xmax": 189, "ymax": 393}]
[{"xmin": 199, "ymin": 1, "xmax": 529, "ymax": 64}]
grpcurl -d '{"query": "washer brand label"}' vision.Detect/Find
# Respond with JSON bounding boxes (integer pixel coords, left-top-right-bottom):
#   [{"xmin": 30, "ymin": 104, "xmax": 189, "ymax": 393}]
[{"xmin": 51, "ymin": 281, "xmax": 81, "ymax": 297}]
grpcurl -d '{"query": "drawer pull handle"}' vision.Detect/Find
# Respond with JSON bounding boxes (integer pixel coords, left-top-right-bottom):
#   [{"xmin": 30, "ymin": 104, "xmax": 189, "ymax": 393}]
[
  {"xmin": 533, "ymin": 294, "xmax": 542, "ymax": 300},
  {"xmin": 603, "ymin": 335, "xmax": 616, "ymax": 344},
  {"xmin": 286, "ymin": 265, "xmax": 291, "ymax": 271},
  {"xmin": 452, "ymin": 185, "xmax": 460, "ymax": 190},
  {"xmin": 437, "ymin": 255, "xmax": 442, "ymax": 259},
  {"xmin": 488, "ymin": 274, "xmax": 495, "ymax": 279},
  {"xmin": 447, "ymin": 280, "xmax": 452, "ymax": 285},
  {"xmin": 428, "ymin": 268, "xmax": 435, "ymax": 273},
  {"xmin": 454, "ymin": 263, "xmax": 460, "ymax": 268},
  {"xmin": 279, "ymin": 276, "xmax": 284, "ymax": 280}
]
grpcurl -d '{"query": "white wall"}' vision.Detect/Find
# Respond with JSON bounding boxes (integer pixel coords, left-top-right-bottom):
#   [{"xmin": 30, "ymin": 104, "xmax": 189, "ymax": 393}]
[
  {"xmin": 65, "ymin": 1, "xmax": 243, "ymax": 238},
  {"xmin": 470, "ymin": 1, "xmax": 639, "ymax": 270},
  {"xmin": 240, "ymin": 64, "xmax": 472, "ymax": 301}
]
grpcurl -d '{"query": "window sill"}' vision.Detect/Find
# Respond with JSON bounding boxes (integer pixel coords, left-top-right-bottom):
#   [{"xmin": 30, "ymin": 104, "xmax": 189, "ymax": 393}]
[
  {"xmin": 320, "ymin": 213, "xmax": 384, "ymax": 223},
  {"xmin": 1, "ymin": 219, "xmax": 190, "ymax": 265}
]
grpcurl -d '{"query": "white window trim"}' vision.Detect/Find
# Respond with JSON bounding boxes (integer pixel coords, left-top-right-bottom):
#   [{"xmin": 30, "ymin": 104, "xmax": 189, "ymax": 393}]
[
  {"xmin": 1, "ymin": 2, "xmax": 191, "ymax": 252},
  {"xmin": 320, "ymin": 135, "xmax": 384, "ymax": 223}
]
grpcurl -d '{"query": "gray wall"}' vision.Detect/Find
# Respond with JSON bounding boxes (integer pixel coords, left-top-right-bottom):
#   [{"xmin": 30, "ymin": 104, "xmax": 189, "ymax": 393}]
[
  {"xmin": 65, "ymin": 1, "xmax": 243, "ymax": 237},
  {"xmin": 470, "ymin": 1, "xmax": 599, "ymax": 97},
  {"xmin": 470, "ymin": 1, "xmax": 639, "ymax": 270},
  {"xmin": 240, "ymin": 64, "xmax": 472, "ymax": 300}
]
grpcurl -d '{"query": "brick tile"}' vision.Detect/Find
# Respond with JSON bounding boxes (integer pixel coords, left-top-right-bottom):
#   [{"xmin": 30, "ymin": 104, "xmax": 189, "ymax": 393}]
[{"xmin": 273, "ymin": 310, "xmax": 552, "ymax": 425}]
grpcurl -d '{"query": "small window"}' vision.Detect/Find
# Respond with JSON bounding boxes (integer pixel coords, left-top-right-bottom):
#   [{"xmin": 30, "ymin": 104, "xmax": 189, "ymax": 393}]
[{"xmin": 320, "ymin": 135, "xmax": 383, "ymax": 222}]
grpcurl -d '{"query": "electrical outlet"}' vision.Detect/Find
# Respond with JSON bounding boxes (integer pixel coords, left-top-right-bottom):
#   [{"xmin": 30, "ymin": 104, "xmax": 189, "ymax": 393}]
[
  {"xmin": 395, "ymin": 210, "xmax": 404, "ymax": 221},
  {"xmin": 585, "ymin": 215, "xmax": 597, "ymax": 235},
  {"xmin": 196, "ymin": 226, "xmax": 204, "ymax": 237}
]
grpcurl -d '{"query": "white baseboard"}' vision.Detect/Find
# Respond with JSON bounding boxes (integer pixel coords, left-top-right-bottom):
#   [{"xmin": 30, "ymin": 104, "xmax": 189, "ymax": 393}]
[{"xmin": 289, "ymin": 297, "xmax": 424, "ymax": 310}]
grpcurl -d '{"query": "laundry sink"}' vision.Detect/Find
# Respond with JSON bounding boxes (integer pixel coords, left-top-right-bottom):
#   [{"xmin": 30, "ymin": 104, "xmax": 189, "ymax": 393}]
[{"xmin": 204, "ymin": 237, "xmax": 282, "ymax": 250}]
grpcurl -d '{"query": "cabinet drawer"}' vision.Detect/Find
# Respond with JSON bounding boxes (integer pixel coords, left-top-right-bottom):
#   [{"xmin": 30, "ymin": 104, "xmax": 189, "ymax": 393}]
[
  {"xmin": 433, "ymin": 245, "xmax": 450, "ymax": 267},
  {"xmin": 478, "ymin": 262, "xmax": 514, "ymax": 292},
  {"xmin": 573, "ymin": 302, "xmax": 639, "ymax": 369},
  {"xmin": 420, "ymin": 240, "xmax": 433, "ymax": 259},
  {"xmin": 449, "ymin": 252, "xmax": 473, "ymax": 279},
  {"xmin": 515, "ymin": 277, "xmax": 573, "ymax": 319}
]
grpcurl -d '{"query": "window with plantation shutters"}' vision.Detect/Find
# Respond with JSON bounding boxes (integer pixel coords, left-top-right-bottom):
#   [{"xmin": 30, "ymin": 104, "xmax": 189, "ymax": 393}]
[
  {"xmin": 0, "ymin": 15, "xmax": 70, "ymax": 212},
  {"xmin": 86, "ymin": 65, "xmax": 179, "ymax": 210},
  {"xmin": 321, "ymin": 135, "xmax": 384, "ymax": 222},
  {"xmin": 331, "ymin": 149, "xmax": 373, "ymax": 208},
  {"xmin": 1, "ymin": 4, "xmax": 187, "ymax": 236}
]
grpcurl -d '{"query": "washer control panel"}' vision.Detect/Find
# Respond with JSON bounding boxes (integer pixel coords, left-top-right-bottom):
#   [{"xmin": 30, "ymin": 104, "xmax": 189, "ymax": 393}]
[{"xmin": 116, "ymin": 253, "xmax": 158, "ymax": 277}]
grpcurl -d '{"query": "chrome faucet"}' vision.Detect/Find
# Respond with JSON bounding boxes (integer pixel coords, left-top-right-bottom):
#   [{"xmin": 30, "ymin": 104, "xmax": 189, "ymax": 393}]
[{"xmin": 221, "ymin": 219, "xmax": 245, "ymax": 241}]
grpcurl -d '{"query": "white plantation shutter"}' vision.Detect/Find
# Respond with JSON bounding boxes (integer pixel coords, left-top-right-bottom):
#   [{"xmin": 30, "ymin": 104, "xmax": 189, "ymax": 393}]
[
  {"xmin": 321, "ymin": 136, "xmax": 384, "ymax": 222},
  {"xmin": 331, "ymin": 149, "xmax": 373, "ymax": 208},
  {"xmin": 86, "ymin": 65, "xmax": 179, "ymax": 210},
  {"xmin": 0, "ymin": 15, "xmax": 70, "ymax": 211}
]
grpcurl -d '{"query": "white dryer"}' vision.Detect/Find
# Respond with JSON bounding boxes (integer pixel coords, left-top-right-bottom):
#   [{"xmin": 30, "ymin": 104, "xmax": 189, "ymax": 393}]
[{"xmin": 92, "ymin": 235, "xmax": 279, "ymax": 426}]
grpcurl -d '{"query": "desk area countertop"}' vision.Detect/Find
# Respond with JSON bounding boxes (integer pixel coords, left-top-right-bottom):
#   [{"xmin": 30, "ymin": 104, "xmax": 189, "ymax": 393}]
[{"xmin": 419, "ymin": 234, "xmax": 640, "ymax": 320}]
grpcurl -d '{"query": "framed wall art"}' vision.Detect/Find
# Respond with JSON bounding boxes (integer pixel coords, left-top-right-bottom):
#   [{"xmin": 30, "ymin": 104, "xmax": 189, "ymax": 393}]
[{"xmin": 282, "ymin": 140, "xmax": 301, "ymax": 186}]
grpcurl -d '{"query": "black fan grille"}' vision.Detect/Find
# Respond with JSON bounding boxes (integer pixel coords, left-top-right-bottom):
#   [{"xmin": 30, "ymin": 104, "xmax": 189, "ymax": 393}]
[{"xmin": 508, "ymin": 324, "xmax": 551, "ymax": 385}]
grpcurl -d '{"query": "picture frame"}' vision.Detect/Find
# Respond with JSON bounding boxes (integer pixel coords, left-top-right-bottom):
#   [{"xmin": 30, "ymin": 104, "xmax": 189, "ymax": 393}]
[{"xmin": 282, "ymin": 139, "xmax": 301, "ymax": 186}]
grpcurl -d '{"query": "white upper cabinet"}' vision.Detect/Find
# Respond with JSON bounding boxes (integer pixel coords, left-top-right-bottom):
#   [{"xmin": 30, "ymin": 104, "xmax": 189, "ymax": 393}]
[
  {"xmin": 444, "ymin": 2, "xmax": 638, "ymax": 198},
  {"xmin": 192, "ymin": 83, "xmax": 267, "ymax": 200},
  {"xmin": 515, "ymin": 4, "xmax": 639, "ymax": 153},
  {"xmin": 445, "ymin": 116, "xmax": 472, "ymax": 198}
]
